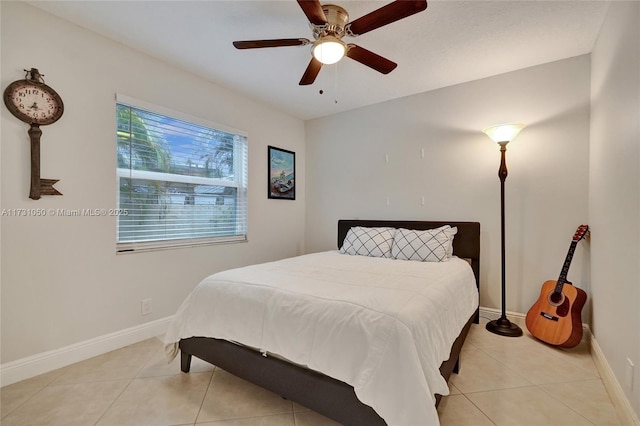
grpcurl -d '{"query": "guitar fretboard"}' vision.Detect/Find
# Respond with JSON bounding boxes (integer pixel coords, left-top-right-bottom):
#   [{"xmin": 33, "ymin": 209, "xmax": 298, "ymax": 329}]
[{"xmin": 554, "ymin": 241, "xmax": 578, "ymax": 292}]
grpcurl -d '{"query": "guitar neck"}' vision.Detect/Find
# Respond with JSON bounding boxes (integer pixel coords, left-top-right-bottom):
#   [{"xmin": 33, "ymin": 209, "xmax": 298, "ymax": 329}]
[{"xmin": 555, "ymin": 241, "xmax": 578, "ymax": 291}]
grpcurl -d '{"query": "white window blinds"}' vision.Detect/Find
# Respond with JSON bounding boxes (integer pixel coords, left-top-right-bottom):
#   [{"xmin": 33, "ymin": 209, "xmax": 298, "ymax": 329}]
[{"xmin": 116, "ymin": 95, "xmax": 248, "ymax": 252}]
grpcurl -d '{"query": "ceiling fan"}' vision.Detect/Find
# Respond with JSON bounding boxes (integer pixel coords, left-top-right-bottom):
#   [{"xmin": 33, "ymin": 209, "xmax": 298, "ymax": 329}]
[{"xmin": 232, "ymin": 0, "xmax": 428, "ymax": 85}]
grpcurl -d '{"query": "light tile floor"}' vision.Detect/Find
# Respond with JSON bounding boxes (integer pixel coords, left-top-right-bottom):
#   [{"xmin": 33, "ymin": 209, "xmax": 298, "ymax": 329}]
[{"xmin": 1, "ymin": 316, "xmax": 622, "ymax": 425}]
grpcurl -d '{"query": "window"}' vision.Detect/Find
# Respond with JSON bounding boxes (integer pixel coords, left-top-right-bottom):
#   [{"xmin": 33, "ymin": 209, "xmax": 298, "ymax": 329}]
[{"xmin": 116, "ymin": 95, "xmax": 248, "ymax": 252}]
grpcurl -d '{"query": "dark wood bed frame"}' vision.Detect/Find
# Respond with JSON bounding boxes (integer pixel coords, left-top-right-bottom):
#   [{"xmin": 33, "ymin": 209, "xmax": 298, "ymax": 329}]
[{"xmin": 179, "ymin": 220, "xmax": 480, "ymax": 425}]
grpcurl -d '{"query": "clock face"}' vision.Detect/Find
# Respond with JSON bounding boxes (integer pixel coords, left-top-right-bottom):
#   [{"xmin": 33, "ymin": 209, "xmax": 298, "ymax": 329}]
[{"xmin": 3, "ymin": 80, "xmax": 64, "ymax": 125}]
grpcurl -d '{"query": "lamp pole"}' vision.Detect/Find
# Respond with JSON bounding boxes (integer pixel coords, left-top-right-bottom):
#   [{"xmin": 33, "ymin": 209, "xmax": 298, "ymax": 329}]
[
  {"xmin": 485, "ymin": 142, "xmax": 523, "ymax": 336},
  {"xmin": 499, "ymin": 142, "xmax": 508, "ymax": 321}
]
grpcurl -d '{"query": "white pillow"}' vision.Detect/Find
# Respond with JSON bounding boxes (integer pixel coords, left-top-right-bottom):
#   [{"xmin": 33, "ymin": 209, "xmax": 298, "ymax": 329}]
[
  {"xmin": 392, "ymin": 226, "xmax": 457, "ymax": 262},
  {"xmin": 339, "ymin": 227, "xmax": 395, "ymax": 258}
]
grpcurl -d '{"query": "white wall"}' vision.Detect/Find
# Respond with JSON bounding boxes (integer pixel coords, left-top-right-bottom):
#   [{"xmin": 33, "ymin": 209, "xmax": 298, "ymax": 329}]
[
  {"xmin": 590, "ymin": 1, "xmax": 640, "ymax": 418},
  {"xmin": 305, "ymin": 56, "xmax": 591, "ymax": 319},
  {"xmin": 0, "ymin": 1, "xmax": 305, "ymax": 365}
]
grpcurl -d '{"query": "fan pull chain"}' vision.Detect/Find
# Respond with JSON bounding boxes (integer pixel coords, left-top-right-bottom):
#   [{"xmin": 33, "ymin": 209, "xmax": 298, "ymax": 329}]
[{"xmin": 335, "ymin": 63, "xmax": 339, "ymax": 104}]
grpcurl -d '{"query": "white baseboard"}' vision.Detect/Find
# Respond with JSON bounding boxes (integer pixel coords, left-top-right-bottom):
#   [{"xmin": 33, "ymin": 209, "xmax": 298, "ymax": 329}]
[
  {"xmin": 590, "ymin": 334, "xmax": 640, "ymax": 425},
  {"xmin": 479, "ymin": 306, "xmax": 526, "ymax": 321},
  {"xmin": 0, "ymin": 316, "xmax": 173, "ymax": 387}
]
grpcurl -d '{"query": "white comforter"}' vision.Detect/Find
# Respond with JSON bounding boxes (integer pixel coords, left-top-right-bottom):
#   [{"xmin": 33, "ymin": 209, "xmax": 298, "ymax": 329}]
[{"xmin": 164, "ymin": 251, "xmax": 478, "ymax": 426}]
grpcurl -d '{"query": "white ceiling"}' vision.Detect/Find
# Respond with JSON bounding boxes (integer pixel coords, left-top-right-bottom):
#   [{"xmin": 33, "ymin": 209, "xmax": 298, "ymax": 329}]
[{"xmin": 28, "ymin": 0, "xmax": 609, "ymax": 120}]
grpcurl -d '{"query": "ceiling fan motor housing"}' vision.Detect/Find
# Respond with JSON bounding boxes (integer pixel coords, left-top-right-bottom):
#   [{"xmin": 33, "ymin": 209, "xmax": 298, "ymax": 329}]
[{"xmin": 313, "ymin": 4, "xmax": 349, "ymax": 39}]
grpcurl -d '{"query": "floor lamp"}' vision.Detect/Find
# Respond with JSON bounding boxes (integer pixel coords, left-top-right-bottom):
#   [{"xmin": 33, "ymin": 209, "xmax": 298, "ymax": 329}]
[{"xmin": 483, "ymin": 123, "xmax": 526, "ymax": 337}]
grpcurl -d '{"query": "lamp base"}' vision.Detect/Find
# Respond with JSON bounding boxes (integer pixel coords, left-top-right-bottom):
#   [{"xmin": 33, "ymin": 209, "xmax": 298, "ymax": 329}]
[{"xmin": 486, "ymin": 317, "xmax": 523, "ymax": 337}]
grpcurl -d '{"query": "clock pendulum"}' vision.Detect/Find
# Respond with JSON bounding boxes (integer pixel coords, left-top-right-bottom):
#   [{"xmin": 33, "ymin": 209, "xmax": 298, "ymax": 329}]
[{"xmin": 3, "ymin": 68, "xmax": 64, "ymax": 200}]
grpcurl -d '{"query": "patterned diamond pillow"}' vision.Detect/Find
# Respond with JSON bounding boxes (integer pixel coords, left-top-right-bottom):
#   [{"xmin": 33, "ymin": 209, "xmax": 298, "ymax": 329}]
[
  {"xmin": 339, "ymin": 227, "xmax": 395, "ymax": 258},
  {"xmin": 391, "ymin": 226, "xmax": 458, "ymax": 262}
]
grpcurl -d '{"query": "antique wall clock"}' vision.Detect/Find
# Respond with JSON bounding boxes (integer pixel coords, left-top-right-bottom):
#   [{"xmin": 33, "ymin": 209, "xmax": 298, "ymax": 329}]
[{"xmin": 3, "ymin": 68, "xmax": 64, "ymax": 200}]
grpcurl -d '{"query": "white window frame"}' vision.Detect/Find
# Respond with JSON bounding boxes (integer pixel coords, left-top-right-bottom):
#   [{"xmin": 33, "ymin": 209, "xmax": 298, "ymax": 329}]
[{"xmin": 115, "ymin": 94, "xmax": 248, "ymax": 253}]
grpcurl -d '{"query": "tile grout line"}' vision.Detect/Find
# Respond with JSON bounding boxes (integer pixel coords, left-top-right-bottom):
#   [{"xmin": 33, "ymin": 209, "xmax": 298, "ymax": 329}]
[
  {"xmin": 0, "ymin": 383, "xmax": 48, "ymax": 421},
  {"xmin": 1, "ymin": 362, "xmax": 70, "ymax": 421},
  {"xmin": 459, "ymin": 392, "xmax": 498, "ymax": 426},
  {"xmin": 193, "ymin": 365, "xmax": 217, "ymax": 425},
  {"xmin": 91, "ymin": 376, "xmax": 137, "ymax": 426},
  {"xmin": 90, "ymin": 351, "xmax": 157, "ymax": 426},
  {"xmin": 468, "ymin": 345, "xmax": 536, "ymax": 387},
  {"xmin": 91, "ymin": 342, "xmax": 163, "ymax": 426},
  {"xmin": 533, "ymin": 381, "xmax": 599, "ymax": 426}
]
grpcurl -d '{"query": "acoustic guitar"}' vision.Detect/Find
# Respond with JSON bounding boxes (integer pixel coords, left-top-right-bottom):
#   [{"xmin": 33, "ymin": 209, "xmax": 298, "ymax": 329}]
[{"xmin": 525, "ymin": 225, "xmax": 589, "ymax": 348}]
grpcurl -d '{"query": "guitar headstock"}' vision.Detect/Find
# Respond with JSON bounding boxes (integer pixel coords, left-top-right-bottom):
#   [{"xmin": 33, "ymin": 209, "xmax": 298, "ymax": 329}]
[{"xmin": 573, "ymin": 225, "xmax": 589, "ymax": 242}]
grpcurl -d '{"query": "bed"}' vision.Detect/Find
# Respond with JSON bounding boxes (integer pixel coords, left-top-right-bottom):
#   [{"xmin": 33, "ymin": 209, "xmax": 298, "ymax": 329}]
[{"xmin": 164, "ymin": 219, "xmax": 480, "ymax": 425}]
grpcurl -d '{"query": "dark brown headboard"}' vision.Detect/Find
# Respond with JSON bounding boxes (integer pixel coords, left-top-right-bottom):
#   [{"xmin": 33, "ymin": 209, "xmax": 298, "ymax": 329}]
[{"xmin": 337, "ymin": 220, "xmax": 480, "ymax": 292}]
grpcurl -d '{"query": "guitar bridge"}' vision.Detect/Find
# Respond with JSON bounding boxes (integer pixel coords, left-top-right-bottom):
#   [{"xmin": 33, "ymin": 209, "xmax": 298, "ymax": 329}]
[{"xmin": 541, "ymin": 312, "xmax": 559, "ymax": 321}]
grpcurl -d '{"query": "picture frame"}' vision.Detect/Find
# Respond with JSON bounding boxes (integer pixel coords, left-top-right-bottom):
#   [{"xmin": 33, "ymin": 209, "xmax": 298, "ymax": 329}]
[{"xmin": 268, "ymin": 146, "xmax": 295, "ymax": 200}]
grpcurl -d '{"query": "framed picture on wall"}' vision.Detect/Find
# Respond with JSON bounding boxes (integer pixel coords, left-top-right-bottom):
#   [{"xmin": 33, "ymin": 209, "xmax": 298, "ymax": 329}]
[{"xmin": 268, "ymin": 146, "xmax": 295, "ymax": 200}]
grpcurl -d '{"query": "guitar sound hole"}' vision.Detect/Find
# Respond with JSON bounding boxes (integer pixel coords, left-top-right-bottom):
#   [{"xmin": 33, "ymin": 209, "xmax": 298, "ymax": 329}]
[{"xmin": 548, "ymin": 292, "xmax": 565, "ymax": 306}]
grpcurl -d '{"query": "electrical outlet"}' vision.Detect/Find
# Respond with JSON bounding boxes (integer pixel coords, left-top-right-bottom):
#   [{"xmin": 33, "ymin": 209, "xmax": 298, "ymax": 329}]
[
  {"xmin": 626, "ymin": 358, "xmax": 634, "ymax": 391},
  {"xmin": 141, "ymin": 298, "xmax": 152, "ymax": 316}
]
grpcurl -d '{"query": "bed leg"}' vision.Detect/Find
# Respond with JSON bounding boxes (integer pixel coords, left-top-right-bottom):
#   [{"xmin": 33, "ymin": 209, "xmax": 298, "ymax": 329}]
[{"xmin": 181, "ymin": 351, "xmax": 192, "ymax": 373}]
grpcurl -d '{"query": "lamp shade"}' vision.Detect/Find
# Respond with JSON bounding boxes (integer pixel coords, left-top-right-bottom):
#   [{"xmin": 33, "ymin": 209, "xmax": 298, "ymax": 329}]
[
  {"xmin": 483, "ymin": 123, "xmax": 526, "ymax": 143},
  {"xmin": 312, "ymin": 36, "xmax": 346, "ymax": 65}
]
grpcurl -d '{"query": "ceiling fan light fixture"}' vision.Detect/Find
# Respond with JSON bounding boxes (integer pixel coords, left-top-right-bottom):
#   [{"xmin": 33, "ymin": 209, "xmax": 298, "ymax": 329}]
[{"xmin": 312, "ymin": 36, "xmax": 346, "ymax": 64}]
